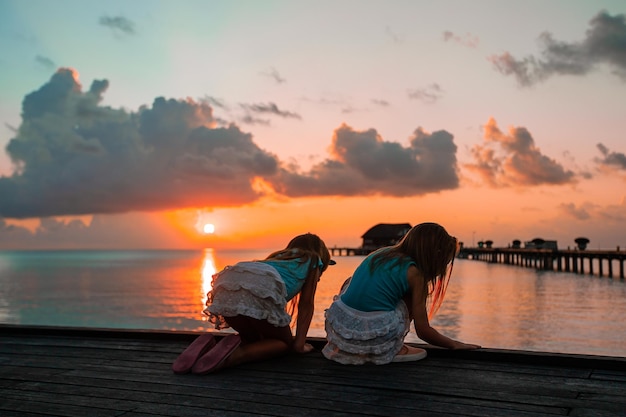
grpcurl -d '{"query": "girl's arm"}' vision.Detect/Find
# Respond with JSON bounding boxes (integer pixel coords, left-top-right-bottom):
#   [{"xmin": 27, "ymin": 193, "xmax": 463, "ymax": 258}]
[
  {"xmin": 293, "ymin": 267, "xmax": 320, "ymax": 353},
  {"xmin": 407, "ymin": 266, "xmax": 480, "ymax": 350}
]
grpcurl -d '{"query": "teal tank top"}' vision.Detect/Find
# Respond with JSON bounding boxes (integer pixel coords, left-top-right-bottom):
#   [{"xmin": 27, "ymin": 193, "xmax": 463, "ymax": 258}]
[
  {"xmin": 340, "ymin": 250, "xmax": 413, "ymax": 311},
  {"xmin": 260, "ymin": 257, "xmax": 322, "ymax": 301}
]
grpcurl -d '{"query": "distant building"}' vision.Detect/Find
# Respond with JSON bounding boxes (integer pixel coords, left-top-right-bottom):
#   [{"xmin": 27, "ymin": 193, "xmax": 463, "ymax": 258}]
[
  {"xmin": 524, "ymin": 238, "xmax": 558, "ymax": 250},
  {"xmin": 361, "ymin": 223, "xmax": 411, "ymax": 252}
]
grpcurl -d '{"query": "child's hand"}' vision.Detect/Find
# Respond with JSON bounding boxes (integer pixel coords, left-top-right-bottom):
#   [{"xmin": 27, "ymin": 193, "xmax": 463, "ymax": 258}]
[
  {"xmin": 293, "ymin": 342, "xmax": 315, "ymax": 353},
  {"xmin": 451, "ymin": 341, "xmax": 481, "ymax": 350}
]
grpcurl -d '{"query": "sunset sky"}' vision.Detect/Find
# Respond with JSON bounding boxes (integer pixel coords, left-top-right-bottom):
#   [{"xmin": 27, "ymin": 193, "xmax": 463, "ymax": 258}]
[{"xmin": 1, "ymin": 0, "xmax": 625, "ymax": 250}]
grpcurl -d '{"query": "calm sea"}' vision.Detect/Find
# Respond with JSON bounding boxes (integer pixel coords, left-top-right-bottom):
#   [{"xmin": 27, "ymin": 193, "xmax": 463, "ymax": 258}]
[{"xmin": 1, "ymin": 249, "xmax": 625, "ymax": 357}]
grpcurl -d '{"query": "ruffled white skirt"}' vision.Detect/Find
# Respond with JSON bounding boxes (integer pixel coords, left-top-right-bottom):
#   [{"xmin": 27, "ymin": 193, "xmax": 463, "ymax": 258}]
[
  {"xmin": 322, "ymin": 297, "xmax": 410, "ymax": 365},
  {"xmin": 203, "ymin": 261, "xmax": 291, "ymax": 329}
]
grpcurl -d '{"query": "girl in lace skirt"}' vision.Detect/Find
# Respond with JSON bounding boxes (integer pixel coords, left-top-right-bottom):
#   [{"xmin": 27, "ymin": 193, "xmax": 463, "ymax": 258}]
[
  {"xmin": 323, "ymin": 222, "xmax": 480, "ymax": 365},
  {"xmin": 173, "ymin": 233, "xmax": 334, "ymax": 374}
]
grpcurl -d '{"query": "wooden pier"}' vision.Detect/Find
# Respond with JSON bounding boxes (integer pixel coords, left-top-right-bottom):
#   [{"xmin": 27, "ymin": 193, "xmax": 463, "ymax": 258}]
[
  {"xmin": 458, "ymin": 247, "xmax": 626, "ymax": 279},
  {"xmin": 329, "ymin": 247, "xmax": 369, "ymax": 256},
  {"xmin": 1, "ymin": 325, "xmax": 626, "ymax": 416}
]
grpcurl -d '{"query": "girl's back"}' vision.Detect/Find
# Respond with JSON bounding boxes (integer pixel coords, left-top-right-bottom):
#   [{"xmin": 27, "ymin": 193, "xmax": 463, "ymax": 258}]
[{"xmin": 340, "ymin": 252, "xmax": 413, "ymax": 312}]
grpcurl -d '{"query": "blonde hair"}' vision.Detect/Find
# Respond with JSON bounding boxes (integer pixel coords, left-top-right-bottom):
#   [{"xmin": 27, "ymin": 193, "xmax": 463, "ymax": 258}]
[
  {"xmin": 370, "ymin": 222, "xmax": 457, "ymax": 318},
  {"xmin": 265, "ymin": 233, "xmax": 332, "ymax": 272},
  {"xmin": 265, "ymin": 233, "xmax": 332, "ymax": 326}
]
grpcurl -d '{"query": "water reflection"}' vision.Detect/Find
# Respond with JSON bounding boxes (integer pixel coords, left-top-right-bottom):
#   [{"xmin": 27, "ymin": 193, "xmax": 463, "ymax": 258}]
[
  {"xmin": 201, "ymin": 248, "xmax": 217, "ymax": 308},
  {"xmin": 1, "ymin": 250, "xmax": 624, "ymax": 356}
]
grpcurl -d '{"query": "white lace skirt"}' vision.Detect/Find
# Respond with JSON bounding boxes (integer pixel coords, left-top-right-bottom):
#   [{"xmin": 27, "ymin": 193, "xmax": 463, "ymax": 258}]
[
  {"xmin": 322, "ymin": 297, "xmax": 410, "ymax": 365},
  {"xmin": 203, "ymin": 261, "xmax": 291, "ymax": 329}
]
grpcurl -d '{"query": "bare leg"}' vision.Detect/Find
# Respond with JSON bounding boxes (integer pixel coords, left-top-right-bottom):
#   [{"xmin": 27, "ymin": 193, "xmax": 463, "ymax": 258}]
[
  {"xmin": 219, "ymin": 315, "xmax": 293, "ymax": 370},
  {"xmin": 223, "ymin": 339, "xmax": 290, "ymax": 367}
]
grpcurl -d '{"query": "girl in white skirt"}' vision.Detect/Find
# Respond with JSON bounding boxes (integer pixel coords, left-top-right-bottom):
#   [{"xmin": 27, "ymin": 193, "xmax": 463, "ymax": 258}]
[
  {"xmin": 323, "ymin": 223, "xmax": 480, "ymax": 365},
  {"xmin": 173, "ymin": 233, "xmax": 334, "ymax": 374}
]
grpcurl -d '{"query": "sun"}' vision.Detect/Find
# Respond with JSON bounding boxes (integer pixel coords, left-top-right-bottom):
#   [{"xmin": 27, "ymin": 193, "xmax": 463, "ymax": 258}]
[{"xmin": 203, "ymin": 223, "xmax": 215, "ymax": 234}]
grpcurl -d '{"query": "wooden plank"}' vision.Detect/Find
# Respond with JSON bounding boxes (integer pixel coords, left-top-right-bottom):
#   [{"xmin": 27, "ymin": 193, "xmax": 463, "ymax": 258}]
[
  {"xmin": 2, "ymin": 328, "xmax": 626, "ymax": 417},
  {"xmin": 2, "ymin": 353, "xmax": 569, "ymax": 417},
  {"xmin": 0, "ymin": 386, "xmax": 366, "ymax": 417},
  {"xmin": 0, "ymin": 398, "xmax": 120, "ymax": 417},
  {"xmin": 1, "ymin": 375, "xmax": 561, "ymax": 417},
  {"xmin": 2, "ymin": 354, "xmax": 574, "ymax": 416}
]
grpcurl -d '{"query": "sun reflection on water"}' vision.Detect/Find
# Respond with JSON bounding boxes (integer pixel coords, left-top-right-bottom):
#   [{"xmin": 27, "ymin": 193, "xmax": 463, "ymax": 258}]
[{"xmin": 201, "ymin": 248, "xmax": 217, "ymax": 309}]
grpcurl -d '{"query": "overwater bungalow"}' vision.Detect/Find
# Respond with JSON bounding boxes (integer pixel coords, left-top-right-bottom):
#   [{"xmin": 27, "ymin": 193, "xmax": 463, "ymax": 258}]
[
  {"xmin": 361, "ymin": 223, "xmax": 411, "ymax": 252},
  {"xmin": 330, "ymin": 223, "xmax": 411, "ymax": 256}
]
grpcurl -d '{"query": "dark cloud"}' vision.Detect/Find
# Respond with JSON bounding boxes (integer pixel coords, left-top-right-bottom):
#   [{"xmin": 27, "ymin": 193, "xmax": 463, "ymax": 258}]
[
  {"xmin": 0, "ymin": 214, "xmax": 188, "ymax": 249},
  {"xmin": 598, "ymin": 199, "xmax": 626, "ymax": 222},
  {"xmin": 596, "ymin": 143, "xmax": 626, "ymax": 169},
  {"xmin": 371, "ymin": 99, "xmax": 390, "ymax": 107},
  {"xmin": 407, "ymin": 83, "xmax": 444, "ymax": 104},
  {"xmin": 559, "ymin": 203, "xmax": 591, "ymax": 220},
  {"xmin": 268, "ymin": 124, "xmax": 459, "ymax": 197},
  {"xmin": 0, "ymin": 69, "xmax": 467, "ymax": 219},
  {"xmin": 240, "ymin": 102, "xmax": 301, "ymax": 120},
  {"xmin": 489, "ymin": 11, "xmax": 626, "ymax": 86},
  {"xmin": 464, "ymin": 118, "xmax": 576, "ymax": 187},
  {"xmin": 442, "ymin": 31, "xmax": 479, "ymax": 48},
  {"xmin": 0, "ymin": 68, "xmax": 280, "ymax": 218},
  {"xmin": 201, "ymin": 96, "xmax": 228, "ymax": 110},
  {"xmin": 99, "ymin": 15, "xmax": 136, "ymax": 36},
  {"xmin": 240, "ymin": 114, "xmax": 271, "ymax": 126},
  {"xmin": 35, "ymin": 55, "xmax": 55, "ymax": 70},
  {"xmin": 260, "ymin": 67, "xmax": 286, "ymax": 84}
]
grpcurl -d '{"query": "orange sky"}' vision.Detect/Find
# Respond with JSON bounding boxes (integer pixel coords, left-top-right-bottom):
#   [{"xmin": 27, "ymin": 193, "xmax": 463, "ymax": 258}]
[{"xmin": 1, "ymin": 2, "xmax": 625, "ymax": 251}]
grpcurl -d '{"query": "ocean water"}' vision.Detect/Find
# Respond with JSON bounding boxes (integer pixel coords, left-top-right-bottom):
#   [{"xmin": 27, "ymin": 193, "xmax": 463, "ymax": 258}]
[{"xmin": 1, "ymin": 249, "xmax": 625, "ymax": 357}]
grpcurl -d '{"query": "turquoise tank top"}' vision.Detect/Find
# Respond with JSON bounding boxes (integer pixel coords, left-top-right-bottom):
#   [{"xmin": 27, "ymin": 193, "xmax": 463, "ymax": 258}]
[
  {"xmin": 340, "ymin": 250, "xmax": 413, "ymax": 311},
  {"xmin": 260, "ymin": 257, "xmax": 322, "ymax": 301}
]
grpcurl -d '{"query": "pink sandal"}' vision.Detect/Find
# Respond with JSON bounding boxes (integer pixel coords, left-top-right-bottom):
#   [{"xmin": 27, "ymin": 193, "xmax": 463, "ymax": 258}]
[
  {"xmin": 191, "ymin": 334, "xmax": 241, "ymax": 375},
  {"xmin": 172, "ymin": 334, "xmax": 216, "ymax": 374}
]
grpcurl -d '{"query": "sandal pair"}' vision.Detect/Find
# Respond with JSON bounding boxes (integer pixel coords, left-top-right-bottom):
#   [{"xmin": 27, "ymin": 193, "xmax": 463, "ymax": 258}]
[{"xmin": 172, "ymin": 334, "xmax": 241, "ymax": 374}]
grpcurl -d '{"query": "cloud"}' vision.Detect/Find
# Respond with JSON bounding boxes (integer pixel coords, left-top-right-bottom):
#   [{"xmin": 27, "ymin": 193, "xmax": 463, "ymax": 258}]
[
  {"xmin": 201, "ymin": 96, "xmax": 228, "ymax": 110},
  {"xmin": 598, "ymin": 201, "xmax": 626, "ymax": 222},
  {"xmin": 240, "ymin": 114, "xmax": 271, "ymax": 126},
  {"xmin": 260, "ymin": 67, "xmax": 286, "ymax": 84},
  {"xmin": 464, "ymin": 118, "xmax": 576, "ymax": 187},
  {"xmin": 0, "ymin": 68, "xmax": 280, "ymax": 218},
  {"xmin": 371, "ymin": 99, "xmax": 390, "ymax": 107},
  {"xmin": 407, "ymin": 83, "xmax": 444, "ymax": 104},
  {"xmin": 0, "ymin": 69, "xmax": 464, "ymax": 219},
  {"xmin": 268, "ymin": 123, "xmax": 459, "ymax": 197},
  {"xmin": 0, "ymin": 217, "xmax": 33, "ymax": 240},
  {"xmin": 596, "ymin": 143, "xmax": 626, "ymax": 170},
  {"xmin": 35, "ymin": 55, "xmax": 55, "ymax": 70},
  {"xmin": 240, "ymin": 102, "xmax": 302, "ymax": 119},
  {"xmin": 443, "ymin": 31, "xmax": 479, "ymax": 48},
  {"xmin": 98, "ymin": 15, "xmax": 136, "ymax": 36},
  {"xmin": 0, "ymin": 214, "xmax": 194, "ymax": 249},
  {"xmin": 559, "ymin": 199, "xmax": 626, "ymax": 224},
  {"xmin": 489, "ymin": 11, "xmax": 626, "ymax": 86},
  {"xmin": 559, "ymin": 202, "xmax": 591, "ymax": 220}
]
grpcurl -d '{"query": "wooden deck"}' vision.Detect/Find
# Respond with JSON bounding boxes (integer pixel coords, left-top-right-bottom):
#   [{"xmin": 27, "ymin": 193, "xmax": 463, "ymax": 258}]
[{"xmin": 1, "ymin": 325, "xmax": 625, "ymax": 417}]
